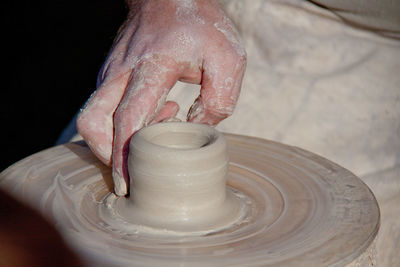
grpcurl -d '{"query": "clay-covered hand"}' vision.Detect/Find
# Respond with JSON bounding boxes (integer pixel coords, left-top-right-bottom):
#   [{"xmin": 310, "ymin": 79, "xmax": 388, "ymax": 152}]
[{"xmin": 76, "ymin": 0, "xmax": 246, "ymax": 196}]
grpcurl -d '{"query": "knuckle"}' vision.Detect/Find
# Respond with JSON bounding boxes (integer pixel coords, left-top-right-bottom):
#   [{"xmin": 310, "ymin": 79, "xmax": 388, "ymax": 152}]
[
  {"xmin": 222, "ymin": 47, "xmax": 247, "ymax": 69},
  {"xmin": 206, "ymin": 102, "xmax": 235, "ymax": 118},
  {"xmin": 76, "ymin": 112, "xmax": 96, "ymax": 139},
  {"xmin": 232, "ymin": 49, "xmax": 247, "ymax": 66},
  {"xmin": 76, "ymin": 111, "xmax": 88, "ymax": 133}
]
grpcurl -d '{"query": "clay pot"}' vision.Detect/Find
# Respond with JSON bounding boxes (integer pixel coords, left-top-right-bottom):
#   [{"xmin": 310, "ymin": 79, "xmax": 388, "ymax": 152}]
[{"xmin": 126, "ymin": 122, "xmax": 242, "ymax": 232}]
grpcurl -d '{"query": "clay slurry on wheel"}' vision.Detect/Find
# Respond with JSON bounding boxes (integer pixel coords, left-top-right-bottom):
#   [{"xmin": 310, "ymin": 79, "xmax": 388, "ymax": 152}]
[{"xmin": 0, "ymin": 124, "xmax": 379, "ymax": 266}]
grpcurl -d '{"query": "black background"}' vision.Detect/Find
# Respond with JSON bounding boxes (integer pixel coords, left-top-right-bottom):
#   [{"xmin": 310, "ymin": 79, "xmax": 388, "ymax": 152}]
[{"xmin": 2, "ymin": 1, "xmax": 127, "ymax": 171}]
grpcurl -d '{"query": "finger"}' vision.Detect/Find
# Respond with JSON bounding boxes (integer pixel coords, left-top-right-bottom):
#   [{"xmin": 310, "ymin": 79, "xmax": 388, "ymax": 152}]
[
  {"xmin": 112, "ymin": 56, "xmax": 180, "ymax": 196},
  {"xmin": 76, "ymin": 71, "xmax": 131, "ymax": 165},
  {"xmin": 187, "ymin": 50, "xmax": 246, "ymax": 125},
  {"xmin": 150, "ymin": 101, "xmax": 180, "ymax": 124}
]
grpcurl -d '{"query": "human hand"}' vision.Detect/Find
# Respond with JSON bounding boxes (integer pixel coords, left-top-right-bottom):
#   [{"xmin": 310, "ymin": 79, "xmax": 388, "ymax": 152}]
[{"xmin": 76, "ymin": 0, "xmax": 246, "ymax": 196}]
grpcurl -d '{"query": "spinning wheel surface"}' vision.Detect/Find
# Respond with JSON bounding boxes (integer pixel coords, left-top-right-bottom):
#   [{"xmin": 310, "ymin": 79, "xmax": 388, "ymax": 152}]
[{"xmin": 0, "ymin": 134, "xmax": 379, "ymax": 266}]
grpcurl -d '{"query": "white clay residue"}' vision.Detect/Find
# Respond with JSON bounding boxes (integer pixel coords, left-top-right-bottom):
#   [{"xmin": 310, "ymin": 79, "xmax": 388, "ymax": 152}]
[
  {"xmin": 214, "ymin": 16, "xmax": 246, "ymax": 58},
  {"xmin": 175, "ymin": 0, "xmax": 205, "ymax": 25},
  {"xmin": 0, "ymin": 130, "xmax": 379, "ymax": 266}
]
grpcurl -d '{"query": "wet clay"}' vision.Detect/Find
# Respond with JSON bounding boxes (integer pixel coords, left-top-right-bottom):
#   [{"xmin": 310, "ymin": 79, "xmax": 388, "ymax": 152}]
[
  {"xmin": 0, "ymin": 132, "xmax": 379, "ymax": 266},
  {"xmin": 101, "ymin": 122, "xmax": 246, "ymax": 235}
]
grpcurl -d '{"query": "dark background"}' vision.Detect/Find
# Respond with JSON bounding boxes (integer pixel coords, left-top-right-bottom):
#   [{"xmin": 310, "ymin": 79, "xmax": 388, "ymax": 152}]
[{"xmin": 2, "ymin": 1, "xmax": 127, "ymax": 171}]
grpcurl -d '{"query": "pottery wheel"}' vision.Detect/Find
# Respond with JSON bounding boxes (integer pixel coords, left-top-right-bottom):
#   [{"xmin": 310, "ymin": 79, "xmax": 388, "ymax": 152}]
[{"xmin": 0, "ymin": 134, "xmax": 379, "ymax": 266}]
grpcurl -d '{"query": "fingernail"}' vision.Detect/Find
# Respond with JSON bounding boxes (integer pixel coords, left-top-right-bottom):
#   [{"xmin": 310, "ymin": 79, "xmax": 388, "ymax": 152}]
[
  {"xmin": 112, "ymin": 169, "xmax": 128, "ymax": 196},
  {"xmin": 187, "ymin": 99, "xmax": 204, "ymax": 122}
]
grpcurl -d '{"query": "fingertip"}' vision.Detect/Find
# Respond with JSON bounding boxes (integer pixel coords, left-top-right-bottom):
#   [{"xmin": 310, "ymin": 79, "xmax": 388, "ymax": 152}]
[
  {"xmin": 164, "ymin": 101, "xmax": 180, "ymax": 113},
  {"xmin": 151, "ymin": 101, "xmax": 180, "ymax": 124},
  {"xmin": 187, "ymin": 98, "xmax": 228, "ymax": 126},
  {"xmin": 111, "ymin": 130, "xmax": 131, "ymax": 196},
  {"xmin": 112, "ymin": 168, "xmax": 128, "ymax": 196}
]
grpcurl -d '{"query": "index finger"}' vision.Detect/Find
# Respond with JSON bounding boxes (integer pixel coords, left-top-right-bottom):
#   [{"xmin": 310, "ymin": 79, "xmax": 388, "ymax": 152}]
[{"xmin": 112, "ymin": 55, "xmax": 181, "ymax": 196}]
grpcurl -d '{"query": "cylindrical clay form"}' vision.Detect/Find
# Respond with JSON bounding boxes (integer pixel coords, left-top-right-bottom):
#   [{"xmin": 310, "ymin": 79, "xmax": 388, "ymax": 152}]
[{"xmin": 125, "ymin": 122, "xmax": 243, "ymax": 233}]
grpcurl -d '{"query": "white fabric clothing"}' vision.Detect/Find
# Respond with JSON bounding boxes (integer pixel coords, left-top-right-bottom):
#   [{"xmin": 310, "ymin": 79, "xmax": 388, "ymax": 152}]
[{"xmin": 167, "ymin": 0, "xmax": 400, "ymax": 265}]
